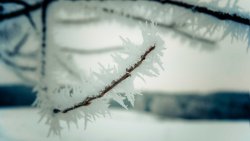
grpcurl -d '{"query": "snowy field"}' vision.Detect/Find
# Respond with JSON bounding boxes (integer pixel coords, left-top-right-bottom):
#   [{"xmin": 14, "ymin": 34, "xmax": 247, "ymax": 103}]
[{"xmin": 0, "ymin": 108, "xmax": 249, "ymax": 141}]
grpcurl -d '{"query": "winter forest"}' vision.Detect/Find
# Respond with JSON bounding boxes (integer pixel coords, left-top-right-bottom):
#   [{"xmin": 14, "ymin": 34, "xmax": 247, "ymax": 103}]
[{"xmin": 0, "ymin": 0, "xmax": 250, "ymax": 141}]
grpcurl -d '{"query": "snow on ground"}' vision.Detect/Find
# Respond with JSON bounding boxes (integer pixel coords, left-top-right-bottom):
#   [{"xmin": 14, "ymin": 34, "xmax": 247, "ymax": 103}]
[{"xmin": 0, "ymin": 108, "xmax": 249, "ymax": 141}]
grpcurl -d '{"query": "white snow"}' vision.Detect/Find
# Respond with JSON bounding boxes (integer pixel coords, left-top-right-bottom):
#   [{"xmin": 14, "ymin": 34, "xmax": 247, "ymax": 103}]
[{"xmin": 0, "ymin": 108, "xmax": 249, "ymax": 141}]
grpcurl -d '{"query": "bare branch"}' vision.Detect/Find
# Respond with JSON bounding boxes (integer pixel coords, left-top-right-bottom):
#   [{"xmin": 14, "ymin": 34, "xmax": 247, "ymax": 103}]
[
  {"xmin": 12, "ymin": 68, "xmax": 37, "ymax": 85},
  {"xmin": 6, "ymin": 32, "xmax": 29, "ymax": 57},
  {"xmin": 0, "ymin": 1, "xmax": 42, "ymax": 22},
  {"xmin": 53, "ymin": 45, "xmax": 156, "ymax": 114},
  {"xmin": 0, "ymin": 0, "xmax": 38, "ymax": 30},
  {"xmin": 0, "ymin": 54, "xmax": 36, "ymax": 71}
]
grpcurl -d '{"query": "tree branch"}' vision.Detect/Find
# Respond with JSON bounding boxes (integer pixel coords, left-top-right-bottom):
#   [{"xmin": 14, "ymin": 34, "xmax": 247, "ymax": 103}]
[
  {"xmin": 99, "ymin": 7, "xmax": 217, "ymax": 44},
  {"xmin": 1, "ymin": 0, "xmax": 250, "ymax": 27},
  {"xmin": 61, "ymin": 46, "xmax": 122, "ymax": 54},
  {"xmin": 12, "ymin": 68, "xmax": 37, "ymax": 85},
  {"xmin": 0, "ymin": 1, "xmax": 42, "ymax": 22},
  {"xmin": 6, "ymin": 32, "xmax": 29, "ymax": 57},
  {"xmin": 152, "ymin": 0, "xmax": 250, "ymax": 26},
  {"xmin": 57, "ymin": 17, "xmax": 100, "ymax": 25},
  {"xmin": 40, "ymin": 0, "xmax": 50, "ymax": 77},
  {"xmin": 53, "ymin": 45, "xmax": 156, "ymax": 114},
  {"xmin": 0, "ymin": 0, "xmax": 38, "ymax": 30},
  {"xmin": 0, "ymin": 0, "xmax": 216, "ymax": 44},
  {"xmin": 0, "ymin": 54, "xmax": 36, "ymax": 71},
  {"xmin": 0, "ymin": 0, "xmax": 238, "ymax": 44}
]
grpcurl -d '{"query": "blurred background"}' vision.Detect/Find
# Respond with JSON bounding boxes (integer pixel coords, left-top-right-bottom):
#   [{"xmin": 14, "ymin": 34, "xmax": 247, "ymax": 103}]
[{"xmin": 0, "ymin": 0, "xmax": 250, "ymax": 141}]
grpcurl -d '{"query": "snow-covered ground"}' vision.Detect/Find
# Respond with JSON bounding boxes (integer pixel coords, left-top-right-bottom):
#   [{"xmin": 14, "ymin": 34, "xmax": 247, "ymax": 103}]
[{"xmin": 0, "ymin": 108, "xmax": 249, "ymax": 141}]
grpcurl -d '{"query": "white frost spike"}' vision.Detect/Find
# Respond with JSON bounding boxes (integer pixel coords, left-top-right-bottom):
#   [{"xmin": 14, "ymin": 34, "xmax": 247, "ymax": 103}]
[{"xmin": 35, "ymin": 22, "xmax": 165, "ymax": 136}]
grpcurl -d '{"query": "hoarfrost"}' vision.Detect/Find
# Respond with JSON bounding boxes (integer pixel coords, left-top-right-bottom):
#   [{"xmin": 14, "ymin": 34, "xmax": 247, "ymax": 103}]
[{"xmin": 35, "ymin": 18, "xmax": 165, "ymax": 135}]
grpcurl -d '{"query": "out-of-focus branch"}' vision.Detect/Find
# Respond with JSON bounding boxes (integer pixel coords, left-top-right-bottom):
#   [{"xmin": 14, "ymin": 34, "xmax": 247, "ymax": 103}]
[
  {"xmin": 0, "ymin": 1, "xmax": 42, "ymax": 24},
  {"xmin": 40, "ymin": 0, "xmax": 50, "ymax": 77},
  {"xmin": 55, "ymin": 55, "xmax": 81, "ymax": 79},
  {"xmin": 57, "ymin": 17, "xmax": 100, "ymax": 25},
  {"xmin": 61, "ymin": 46, "xmax": 122, "ymax": 54},
  {"xmin": 0, "ymin": 0, "xmax": 38, "ymax": 30},
  {"xmin": 99, "ymin": 7, "xmax": 218, "ymax": 44},
  {"xmin": 0, "ymin": 54, "xmax": 36, "ymax": 71},
  {"xmin": 6, "ymin": 32, "xmax": 29, "ymax": 57},
  {"xmin": 0, "ymin": 31, "xmax": 37, "ymax": 72},
  {"xmin": 53, "ymin": 45, "xmax": 156, "ymax": 114},
  {"xmin": 13, "ymin": 68, "xmax": 37, "ymax": 85},
  {"xmin": 7, "ymin": 36, "xmax": 37, "ymax": 58}
]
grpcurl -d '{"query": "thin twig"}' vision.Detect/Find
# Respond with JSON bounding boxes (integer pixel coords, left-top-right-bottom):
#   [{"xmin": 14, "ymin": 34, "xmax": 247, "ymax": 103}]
[{"xmin": 53, "ymin": 45, "xmax": 156, "ymax": 114}]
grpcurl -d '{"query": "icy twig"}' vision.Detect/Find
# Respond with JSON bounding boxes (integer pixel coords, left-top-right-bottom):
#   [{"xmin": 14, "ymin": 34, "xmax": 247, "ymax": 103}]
[{"xmin": 53, "ymin": 45, "xmax": 156, "ymax": 114}]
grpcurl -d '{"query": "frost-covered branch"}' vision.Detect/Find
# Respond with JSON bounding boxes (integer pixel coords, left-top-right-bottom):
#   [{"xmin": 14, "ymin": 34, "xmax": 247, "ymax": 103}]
[
  {"xmin": 53, "ymin": 45, "xmax": 156, "ymax": 114},
  {"xmin": 99, "ymin": 6, "xmax": 217, "ymax": 44},
  {"xmin": 153, "ymin": 0, "xmax": 250, "ymax": 27},
  {"xmin": 35, "ymin": 21, "xmax": 165, "ymax": 135}
]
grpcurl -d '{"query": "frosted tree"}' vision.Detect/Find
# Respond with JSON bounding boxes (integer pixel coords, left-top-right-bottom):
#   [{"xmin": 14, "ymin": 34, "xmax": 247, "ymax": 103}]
[{"xmin": 0, "ymin": 0, "xmax": 249, "ymax": 136}]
